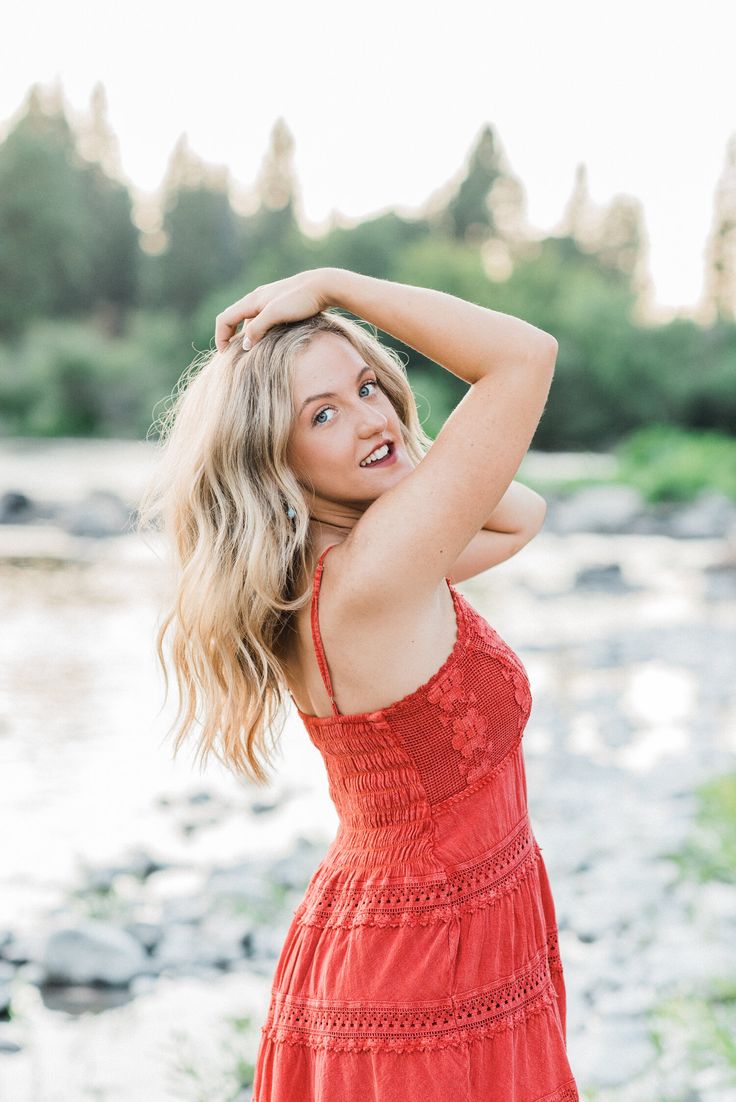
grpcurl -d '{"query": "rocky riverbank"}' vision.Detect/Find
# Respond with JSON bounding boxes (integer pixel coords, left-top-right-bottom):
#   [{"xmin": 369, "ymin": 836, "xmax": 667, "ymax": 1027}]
[{"xmin": 0, "ymin": 437, "xmax": 734, "ymax": 1100}]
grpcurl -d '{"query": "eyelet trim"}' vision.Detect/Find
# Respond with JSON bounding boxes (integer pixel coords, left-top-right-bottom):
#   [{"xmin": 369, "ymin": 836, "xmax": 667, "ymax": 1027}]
[
  {"xmin": 532, "ymin": 1082, "xmax": 580, "ymax": 1102},
  {"xmin": 294, "ymin": 817, "xmax": 540, "ymax": 929},
  {"xmin": 261, "ymin": 942, "xmax": 560, "ymax": 1054}
]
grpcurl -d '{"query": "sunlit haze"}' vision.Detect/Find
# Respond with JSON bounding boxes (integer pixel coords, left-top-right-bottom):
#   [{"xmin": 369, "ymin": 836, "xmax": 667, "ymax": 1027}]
[{"xmin": 2, "ymin": 0, "xmax": 734, "ymax": 319}]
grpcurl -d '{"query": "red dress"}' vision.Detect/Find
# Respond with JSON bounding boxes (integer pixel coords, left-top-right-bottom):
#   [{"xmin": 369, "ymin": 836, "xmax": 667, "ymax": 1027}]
[{"xmin": 252, "ymin": 543, "xmax": 579, "ymax": 1101}]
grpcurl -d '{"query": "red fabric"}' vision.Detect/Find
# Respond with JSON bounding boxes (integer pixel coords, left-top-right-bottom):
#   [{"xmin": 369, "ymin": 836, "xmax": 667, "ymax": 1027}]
[{"xmin": 253, "ymin": 543, "xmax": 579, "ymax": 1101}]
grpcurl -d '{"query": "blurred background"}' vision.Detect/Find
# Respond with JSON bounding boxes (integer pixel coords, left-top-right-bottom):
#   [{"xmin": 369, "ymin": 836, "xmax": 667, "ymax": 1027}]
[{"xmin": 0, "ymin": 2, "xmax": 735, "ymax": 1099}]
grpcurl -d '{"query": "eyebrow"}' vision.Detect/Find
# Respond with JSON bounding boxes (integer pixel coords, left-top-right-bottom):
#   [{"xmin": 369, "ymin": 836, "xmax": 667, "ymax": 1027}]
[{"xmin": 299, "ymin": 365, "xmax": 373, "ymax": 416}]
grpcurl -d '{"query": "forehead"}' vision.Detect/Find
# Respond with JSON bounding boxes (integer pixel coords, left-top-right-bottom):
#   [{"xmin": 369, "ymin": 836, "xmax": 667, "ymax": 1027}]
[{"xmin": 291, "ymin": 332, "xmax": 364, "ymax": 394}]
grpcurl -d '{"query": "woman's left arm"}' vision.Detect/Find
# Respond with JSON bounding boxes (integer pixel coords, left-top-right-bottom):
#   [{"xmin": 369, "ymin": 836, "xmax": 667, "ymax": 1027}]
[{"xmin": 447, "ymin": 481, "xmax": 546, "ymax": 583}]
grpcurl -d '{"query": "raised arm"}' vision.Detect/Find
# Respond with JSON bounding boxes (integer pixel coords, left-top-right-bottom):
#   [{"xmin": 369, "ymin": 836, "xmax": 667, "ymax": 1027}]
[{"xmin": 320, "ymin": 268, "xmax": 557, "ymax": 606}]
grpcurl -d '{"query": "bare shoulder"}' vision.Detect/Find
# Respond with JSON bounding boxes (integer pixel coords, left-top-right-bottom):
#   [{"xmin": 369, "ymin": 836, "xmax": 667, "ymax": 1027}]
[
  {"xmin": 337, "ymin": 349, "xmax": 557, "ymax": 609},
  {"xmin": 297, "ymin": 537, "xmax": 458, "ymax": 717}
]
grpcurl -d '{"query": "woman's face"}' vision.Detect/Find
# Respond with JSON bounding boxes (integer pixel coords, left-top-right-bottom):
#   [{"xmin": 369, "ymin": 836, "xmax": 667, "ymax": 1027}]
[{"xmin": 287, "ymin": 332, "xmax": 411, "ymax": 522}]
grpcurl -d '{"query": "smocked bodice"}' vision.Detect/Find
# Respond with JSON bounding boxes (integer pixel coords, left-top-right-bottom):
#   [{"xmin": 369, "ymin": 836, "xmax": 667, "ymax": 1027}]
[{"xmin": 290, "ymin": 544, "xmax": 535, "ymax": 884}]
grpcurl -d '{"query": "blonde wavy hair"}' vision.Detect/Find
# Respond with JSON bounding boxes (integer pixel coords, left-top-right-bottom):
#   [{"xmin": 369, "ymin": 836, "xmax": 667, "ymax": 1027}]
[{"xmin": 136, "ymin": 309, "xmax": 434, "ymax": 786}]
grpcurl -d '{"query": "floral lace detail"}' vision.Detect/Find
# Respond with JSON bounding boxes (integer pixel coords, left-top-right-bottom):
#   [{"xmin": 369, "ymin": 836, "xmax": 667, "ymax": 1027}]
[
  {"xmin": 532, "ymin": 1081, "xmax": 579, "ymax": 1102},
  {"xmin": 426, "ymin": 663, "xmax": 464, "ymax": 712},
  {"xmin": 262, "ymin": 943, "xmax": 558, "ymax": 1054},
  {"xmin": 414, "ymin": 601, "xmax": 534, "ymax": 796},
  {"xmin": 295, "ymin": 817, "xmax": 540, "ymax": 929},
  {"xmin": 450, "ymin": 694, "xmax": 495, "ymax": 785}
]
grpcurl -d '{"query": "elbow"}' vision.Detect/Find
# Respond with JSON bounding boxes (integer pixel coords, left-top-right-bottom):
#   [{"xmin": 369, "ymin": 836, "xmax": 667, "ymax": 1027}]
[
  {"xmin": 528, "ymin": 493, "xmax": 548, "ymax": 533},
  {"xmin": 511, "ymin": 494, "xmax": 547, "ymax": 545},
  {"xmin": 538, "ymin": 334, "xmax": 559, "ymax": 370}
]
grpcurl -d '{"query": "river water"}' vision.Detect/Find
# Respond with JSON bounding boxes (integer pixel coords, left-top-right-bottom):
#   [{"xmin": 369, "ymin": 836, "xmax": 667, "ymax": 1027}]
[{"xmin": 0, "ymin": 439, "xmax": 735, "ymax": 1101}]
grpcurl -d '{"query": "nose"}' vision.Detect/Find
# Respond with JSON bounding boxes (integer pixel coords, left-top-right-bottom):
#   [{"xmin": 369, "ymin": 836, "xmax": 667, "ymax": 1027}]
[{"xmin": 359, "ymin": 409, "xmax": 388, "ymax": 435}]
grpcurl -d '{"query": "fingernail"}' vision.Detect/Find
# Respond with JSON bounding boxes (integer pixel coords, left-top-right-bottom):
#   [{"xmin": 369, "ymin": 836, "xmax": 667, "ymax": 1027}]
[{"xmin": 242, "ymin": 336, "xmax": 252, "ymax": 351}]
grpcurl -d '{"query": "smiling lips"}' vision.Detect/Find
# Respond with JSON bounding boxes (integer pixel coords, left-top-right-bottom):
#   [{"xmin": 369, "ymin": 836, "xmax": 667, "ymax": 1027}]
[{"xmin": 359, "ymin": 441, "xmax": 395, "ymax": 468}]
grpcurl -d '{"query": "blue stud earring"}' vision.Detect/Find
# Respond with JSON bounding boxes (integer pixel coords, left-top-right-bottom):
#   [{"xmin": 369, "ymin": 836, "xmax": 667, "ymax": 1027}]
[{"xmin": 286, "ymin": 504, "xmax": 296, "ymax": 519}]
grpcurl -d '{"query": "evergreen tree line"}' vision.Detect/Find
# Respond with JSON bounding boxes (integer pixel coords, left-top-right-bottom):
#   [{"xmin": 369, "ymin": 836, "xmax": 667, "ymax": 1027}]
[{"xmin": 0, "ymin": 81, "xmax": 734, "ymax": 447}]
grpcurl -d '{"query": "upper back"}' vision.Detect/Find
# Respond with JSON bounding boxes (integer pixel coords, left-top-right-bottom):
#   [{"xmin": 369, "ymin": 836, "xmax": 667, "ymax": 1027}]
[{"xmin": 286, "ymin": 540, "xmax": 461, "ymax": 719}]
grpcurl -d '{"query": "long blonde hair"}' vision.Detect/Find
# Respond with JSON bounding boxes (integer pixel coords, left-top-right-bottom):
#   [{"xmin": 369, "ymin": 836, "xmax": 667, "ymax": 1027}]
[{"xmin": 136, "ymin": 309, "xmax": 434, "ymax": 785}]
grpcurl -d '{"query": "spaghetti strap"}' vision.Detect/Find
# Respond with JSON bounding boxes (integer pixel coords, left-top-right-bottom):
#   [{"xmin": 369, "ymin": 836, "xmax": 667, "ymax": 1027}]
[{"xmin": 310, "ymin": 543, "xmax": 341, "ymax": 716}]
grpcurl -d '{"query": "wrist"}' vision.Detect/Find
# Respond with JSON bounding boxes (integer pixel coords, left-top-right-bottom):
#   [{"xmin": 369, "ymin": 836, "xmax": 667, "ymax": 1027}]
[{"xmin": 322, "ymin": 266, "xmax": 357, "ymax": 310}]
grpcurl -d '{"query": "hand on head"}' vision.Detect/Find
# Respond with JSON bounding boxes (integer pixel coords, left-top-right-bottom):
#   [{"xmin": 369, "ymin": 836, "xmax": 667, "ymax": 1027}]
[{"xmin": 214, "ymin": 269, "xmax": 335, "ymax": 352}]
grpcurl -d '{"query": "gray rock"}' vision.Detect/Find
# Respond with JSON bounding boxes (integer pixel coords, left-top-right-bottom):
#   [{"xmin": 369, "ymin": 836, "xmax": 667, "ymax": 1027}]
[
  {"xmin": 0, "ymin": 1034, "xmax": 22, "ymax": 1054},
  {"xmin": 572, "ymin": 562, "xmax": 637, "ymax": 593},
  {"xmin": 57, "ymin": 491, "xmax": 134, "ymax": 537},
  {"xmin": 548, "ymin": 485, "xmax": 645, "ymax": 534},
  {"xmin": 206, "ymin": 866, "xmax": 274, "ymax": 909},
  {"xmin": 0, "ymin": 490, "xmax": 34, "ymax": 523},
  {"xmin": 0, "ymin": 931, "xmax": 46, "ymax": 966},
  {"xmin": 267, "ymin": 837, "xmax": 326, "ymax": 890},
  {"xmin": 150, "ymin": 923, "xmax": 200, "ymax": 971},
  {"xmin": 124, "ymin": 920, "xmax": 164, "ymax": 953},
  {"xmin": 668, "ymin": 490, "xmax": 736, "ymax": 539},
  {"xmin": 196, "ymin": 913, "xmax": 254, "ymax": 967},
  {"xmin": 41, "ymin": 921, "xmax": 149, "ymax": 987},
  {"xmin": 160, "ymin": 894, "xmax": 209, "ymax": 926},
  {"xmin": 150, "ymin": 914, "xmax": 253, "ymax": 973},
  {"xmin": 704, "ymin": 559, "xmax": 736, "ymax": 601},
  {"xmin": 248, "ymin": 915, "xmax": 294, "ymax": 962}
]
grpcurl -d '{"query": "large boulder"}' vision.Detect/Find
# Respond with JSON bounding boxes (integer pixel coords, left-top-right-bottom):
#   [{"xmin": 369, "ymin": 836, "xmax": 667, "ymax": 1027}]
[{"xmin": 41, "ymin": 920, "xmax": 149, "ymax": 987}]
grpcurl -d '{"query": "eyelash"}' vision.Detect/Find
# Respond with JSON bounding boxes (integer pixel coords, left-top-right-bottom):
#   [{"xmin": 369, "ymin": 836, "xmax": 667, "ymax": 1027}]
[{"xmin": 312, "ymin": 379, "xmax": 379, "ymax": 425}]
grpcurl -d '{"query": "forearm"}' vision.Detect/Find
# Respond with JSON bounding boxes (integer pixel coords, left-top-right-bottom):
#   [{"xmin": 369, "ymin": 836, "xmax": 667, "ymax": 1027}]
[
  {"xmin": 324, "ymin": 267, "xmax": 557, "ymax": 386},
  {"xmin": 480, "ymin": 480, "xmax": 547, "ymax": 534}
]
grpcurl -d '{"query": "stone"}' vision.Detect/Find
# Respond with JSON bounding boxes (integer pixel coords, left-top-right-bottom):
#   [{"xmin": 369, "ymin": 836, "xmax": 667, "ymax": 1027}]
[
  {"xmin": 57, "ymin": 491, "xmax": 134, "ymax": 538},
  {"xmin": 547, "ymin": 485, "xmax": 645, "ymax": 534},
  {"xmin": 0, "ymin": 490, "xmax": 34, "ymax": 523},
  {"xmin": 41, "ymin": 921, "xmax": 149, "ymax": 987},
  {"xmin": 124, "ymin": 920, "xmax": 164, "ymax": 953},
  {"xmin": 668, "ymin": 490, "xmax": 736, "ymax": 539},
  {"xmin": 572, "ymin": 562, "xmax": 637, "ymax": 593}
]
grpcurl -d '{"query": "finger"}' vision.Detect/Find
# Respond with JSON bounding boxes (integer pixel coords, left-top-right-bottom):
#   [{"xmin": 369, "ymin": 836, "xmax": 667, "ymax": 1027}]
[
  {"xmin": 241, "ymin": 301, "xmax": 282, "ymax": 349},
  {"xmin": 214, "ymin": 292, "xmax": 262, "ymax": 350}
]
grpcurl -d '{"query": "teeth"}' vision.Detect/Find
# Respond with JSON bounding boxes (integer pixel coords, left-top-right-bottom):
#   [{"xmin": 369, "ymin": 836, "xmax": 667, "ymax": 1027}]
[{"xmin": 360, "ymin": 443, "xmax": 390, "ymax": 467}]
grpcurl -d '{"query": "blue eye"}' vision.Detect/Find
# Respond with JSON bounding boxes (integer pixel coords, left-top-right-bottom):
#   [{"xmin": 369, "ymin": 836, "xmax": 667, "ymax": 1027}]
[{"xmin": 312, "ymin": 379, "xmax": 378, "ymax": 425}]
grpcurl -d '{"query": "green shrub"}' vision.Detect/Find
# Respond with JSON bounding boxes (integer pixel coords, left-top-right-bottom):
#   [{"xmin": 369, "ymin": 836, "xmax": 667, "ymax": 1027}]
[{"xmin": 614, "ymin": 424, "xmax": 736, "ymax": 502}]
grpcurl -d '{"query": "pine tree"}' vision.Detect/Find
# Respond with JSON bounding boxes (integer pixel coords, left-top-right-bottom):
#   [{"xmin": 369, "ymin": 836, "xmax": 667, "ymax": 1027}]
[
  {"xmin": 702, "ymin": 133, "xmax": 736, "ymax": 324},
  {"xmin": 156, "ymin": 135, "xmax": 243, "ymax": 314},
  {"xmin": 557, "ymin": 162, "xmax": 599, "ymax": 248}
]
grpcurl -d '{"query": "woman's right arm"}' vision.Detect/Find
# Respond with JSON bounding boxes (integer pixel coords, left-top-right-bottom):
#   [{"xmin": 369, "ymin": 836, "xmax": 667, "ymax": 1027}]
[{"xmin": 321, "ymin": 268, "xmax": 558, "ymax": 609}]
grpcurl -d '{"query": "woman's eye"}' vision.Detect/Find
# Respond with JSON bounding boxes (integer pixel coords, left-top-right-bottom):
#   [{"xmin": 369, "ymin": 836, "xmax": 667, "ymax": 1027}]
[{"xmin": 312, "ymin": 380, "xmax": 378, "ymax": 425}]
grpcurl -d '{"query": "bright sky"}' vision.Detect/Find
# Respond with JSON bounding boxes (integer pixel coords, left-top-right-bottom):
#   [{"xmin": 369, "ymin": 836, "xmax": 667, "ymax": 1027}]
[{"xmin": 2, "ymin": 0, "xmax": 734, "ymax": 319}]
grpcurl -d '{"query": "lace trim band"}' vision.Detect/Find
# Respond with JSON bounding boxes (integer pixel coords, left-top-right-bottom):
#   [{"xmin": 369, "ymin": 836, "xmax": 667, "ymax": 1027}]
[
  {"xmin": 262, "ymin": 942, "xmax": 559, "ymax": 1054},
  {"xmin": 294, "ymin": 817, "xmax": 540, "ymax": 929},
  {"xmin": 532, "ymin": 1081, "xmax": 579, "ymax": 1102}
]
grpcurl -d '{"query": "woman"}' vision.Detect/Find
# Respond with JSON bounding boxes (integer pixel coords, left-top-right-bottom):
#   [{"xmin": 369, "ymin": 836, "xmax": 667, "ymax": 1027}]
[{"xmin": 140, "ymin": 268, "xmax": 578, "ymax": 1100}]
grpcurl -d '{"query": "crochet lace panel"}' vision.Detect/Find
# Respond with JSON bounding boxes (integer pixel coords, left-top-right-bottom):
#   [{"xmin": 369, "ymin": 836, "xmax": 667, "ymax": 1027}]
[
  {"xmin": 409, "ymin": 603, "xmax": 533, "ymax": 807},
  {"xmin": 294, "ymin": 816, "xmax": 540, "ymax": 929},
  {"xmin": 262, "ymin": 939, "xmax": 562, "ymax": 1054}
]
